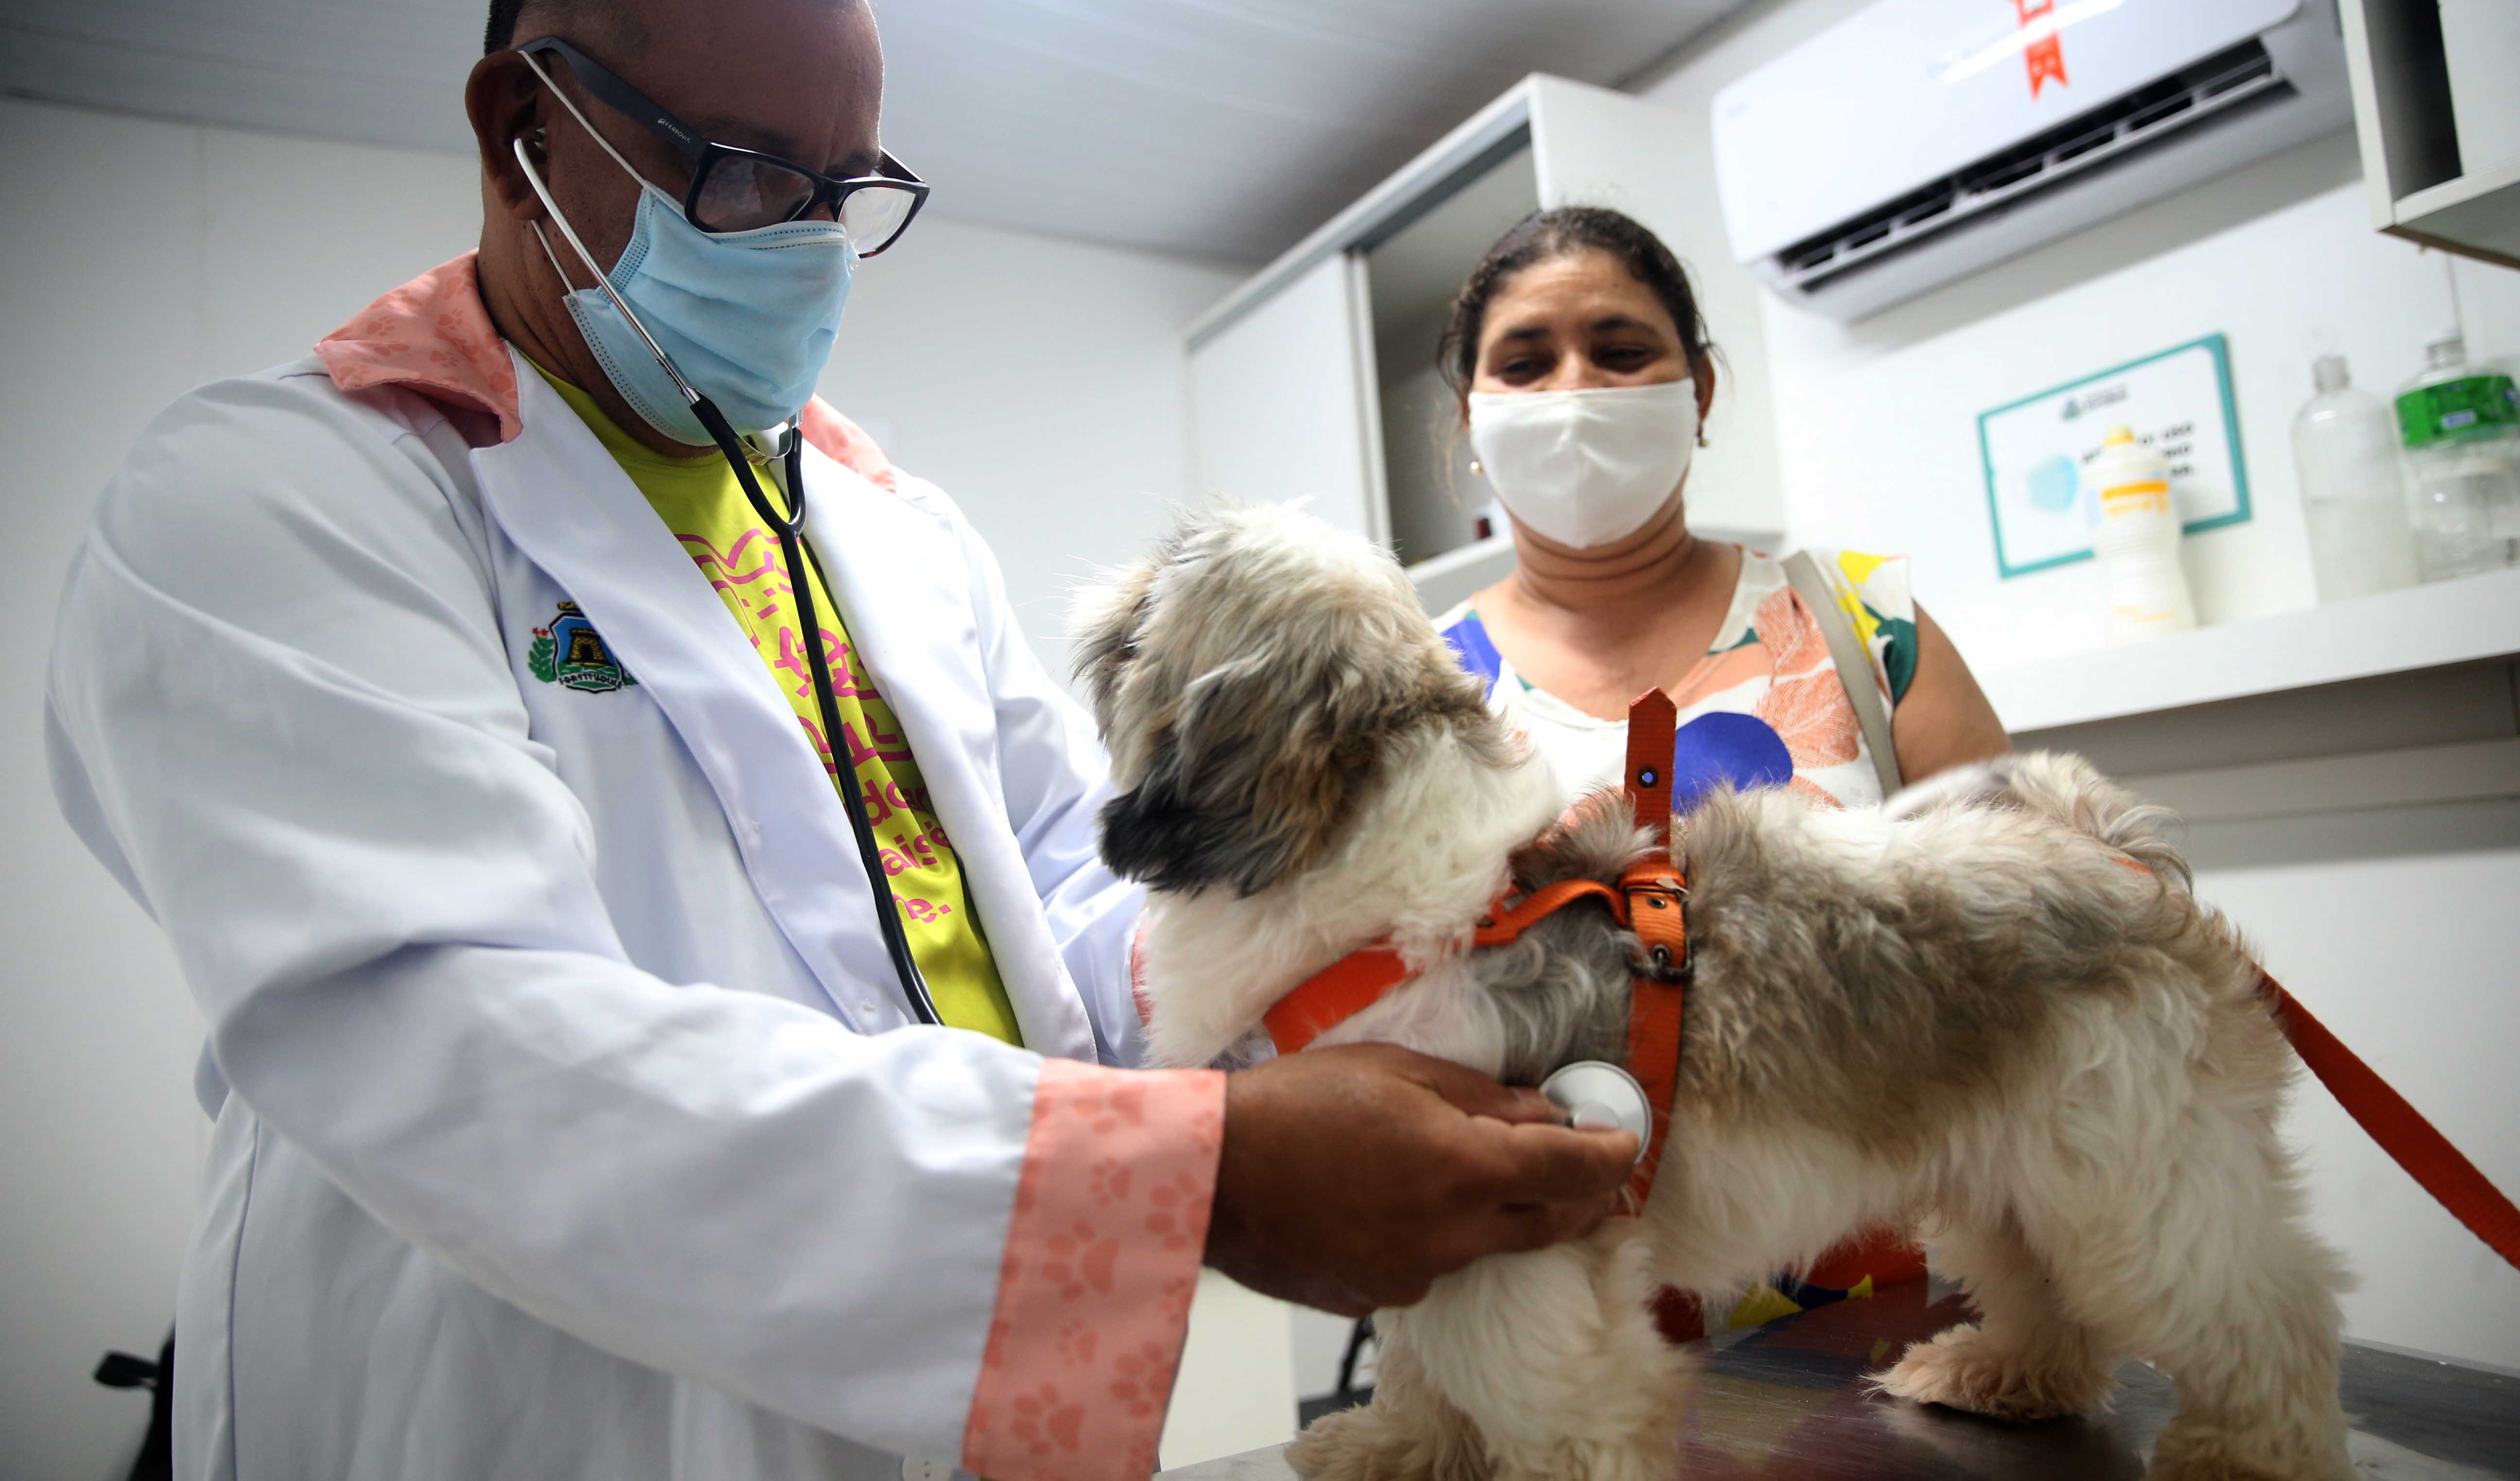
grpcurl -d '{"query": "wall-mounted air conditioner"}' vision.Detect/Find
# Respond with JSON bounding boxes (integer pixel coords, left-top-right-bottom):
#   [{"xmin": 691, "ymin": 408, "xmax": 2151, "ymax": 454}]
[{"xmin": 1713, "ymin": 0, "xmax": 2352, "ymax": 322}]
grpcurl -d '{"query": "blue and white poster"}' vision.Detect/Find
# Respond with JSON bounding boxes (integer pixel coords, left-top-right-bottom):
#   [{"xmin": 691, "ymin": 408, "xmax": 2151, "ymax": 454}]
[{"xmin": 1977, "ymin": 335, "xmax": 2250, "ymax": 578}]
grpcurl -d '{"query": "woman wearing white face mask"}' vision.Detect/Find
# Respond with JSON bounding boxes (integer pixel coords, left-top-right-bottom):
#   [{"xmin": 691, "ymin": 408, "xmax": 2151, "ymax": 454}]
[
  {"xmin": 1433, "ymin": 208, "xmax": 2012, "ymax": 1341},
  {"xmin": 1436, "ymin": 207, "xmax": 2010, "ymax": 816}
]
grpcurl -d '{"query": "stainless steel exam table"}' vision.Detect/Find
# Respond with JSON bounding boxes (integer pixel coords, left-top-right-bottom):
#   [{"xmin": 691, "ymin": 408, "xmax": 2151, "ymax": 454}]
[{"xmin": 1161, "ymin": 1279, "xmax": 2519, "ymax": 1479}]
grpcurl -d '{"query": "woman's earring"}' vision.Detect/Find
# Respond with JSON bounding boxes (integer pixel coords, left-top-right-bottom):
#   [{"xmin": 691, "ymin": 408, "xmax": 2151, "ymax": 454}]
[
  {"xmin": 1469, "ymin": 458, "xmax": 1484, "ymax": 475},
  {"xmin": 1696, "ymin": 429, "xmax": 1709, "ymax": 448}
]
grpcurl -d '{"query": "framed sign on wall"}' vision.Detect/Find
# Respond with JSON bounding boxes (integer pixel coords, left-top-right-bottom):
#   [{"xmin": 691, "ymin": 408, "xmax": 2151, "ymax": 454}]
[{"xmin": 1977, "ymin": 334, "xmax": 2251, "ymax": 579}]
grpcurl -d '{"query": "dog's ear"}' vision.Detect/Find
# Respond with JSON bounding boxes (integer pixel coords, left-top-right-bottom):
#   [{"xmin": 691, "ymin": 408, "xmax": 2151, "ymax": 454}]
[
  {"xmin": 1102, "ymin": 599, "xmax": 1508, "ymax": 897},
  {"xmin": 1098, "ymin": 743, "xmax": 1299, "ymax": 896},
  {"xmin": 1103, "ymin": 642, "xmax": 1421, "ymax": 897},
  {"xmin": 1097, "ymin": 642, "xmax": 1424, "ymax": 896},
  {"xmin": 1090, "ymin": 503, "xmax": 1509, "ymax": 897}
]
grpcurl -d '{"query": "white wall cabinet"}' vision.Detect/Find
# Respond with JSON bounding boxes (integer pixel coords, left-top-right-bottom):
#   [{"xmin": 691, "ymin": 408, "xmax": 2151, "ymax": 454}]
[
  {"xmin": 2338, "ymin": 0, "xmax": 2520, "ymax": 269},
  {"xmin": 1187, "ymin": 74, "xmax": 1785, "ymax": 614},
  {"xmin": 1187, "ymin": 251, "xmax": 1386, "ymax": 544}
]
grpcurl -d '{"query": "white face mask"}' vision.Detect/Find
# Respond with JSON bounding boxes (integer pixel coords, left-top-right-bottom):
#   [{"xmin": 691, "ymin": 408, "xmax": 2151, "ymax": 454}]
[{"xmin": 1467, "ymin": 380, "xmax": 1698, "ymax": 549}]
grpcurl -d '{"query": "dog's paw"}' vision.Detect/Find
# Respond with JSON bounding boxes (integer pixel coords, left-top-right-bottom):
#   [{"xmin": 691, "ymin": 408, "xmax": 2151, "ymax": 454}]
[
  {"xmin": 2144, "ymin": 1444, "xmax": 2347, "ymax": 1481},
  {"xmin": 1285, "ymin": 1410, "xmax": 1386, "ymax": 1481},
  {"xmin": 1289, "ymin": 1403, "xmax": 1484, "ymax": 1481},
  {"xmin": 1874, "ymin": 1322, "xmax": 2112, "ymax": 1421},
  {"xmin": 2141, "ymin": 1457, "xmax": 2295, "ymax": 1481},
  {"xmin": 1490, "ymin": 1437, "xmax": 1676, "ymax": 1481}
]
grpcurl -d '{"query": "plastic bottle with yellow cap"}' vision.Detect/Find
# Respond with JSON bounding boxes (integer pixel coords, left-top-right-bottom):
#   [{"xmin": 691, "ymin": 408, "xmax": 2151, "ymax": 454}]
[{"xmin": 2086, "ymin": 424, "xmax": 2197, "ymax": 643}]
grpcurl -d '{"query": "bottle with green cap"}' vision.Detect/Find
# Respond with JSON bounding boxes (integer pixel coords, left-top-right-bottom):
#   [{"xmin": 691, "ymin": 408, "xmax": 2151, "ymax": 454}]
[{"xmin": 2394, "ymin": 330, "xmax": 2519, "ymax": 582}]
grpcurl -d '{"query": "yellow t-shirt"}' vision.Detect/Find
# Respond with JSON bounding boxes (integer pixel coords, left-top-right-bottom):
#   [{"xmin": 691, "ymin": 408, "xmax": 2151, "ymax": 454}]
[{"xmin": 535, "ymin": 366, "xmax": 1021, "ymax": 1045}]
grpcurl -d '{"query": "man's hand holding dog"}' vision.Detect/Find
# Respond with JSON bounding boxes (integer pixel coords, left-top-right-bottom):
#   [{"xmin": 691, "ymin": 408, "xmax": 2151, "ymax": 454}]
[{"xmin": 1204, "ymin": 1042, "xmax": 1638, "ymax": 1316}]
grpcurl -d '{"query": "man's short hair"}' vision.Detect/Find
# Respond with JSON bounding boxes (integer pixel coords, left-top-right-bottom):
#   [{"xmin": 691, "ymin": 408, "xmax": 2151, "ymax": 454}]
[
  {"xmin": 487, "ymin": 0, "xmax": 853, "ymax": 59},
  {"xmin": 486, "ymin": 0, "xmax": 640, "ymax": 57},
  {"xmin": 485, "ymin": 0, "xmax": 530, "ymax": 54}
]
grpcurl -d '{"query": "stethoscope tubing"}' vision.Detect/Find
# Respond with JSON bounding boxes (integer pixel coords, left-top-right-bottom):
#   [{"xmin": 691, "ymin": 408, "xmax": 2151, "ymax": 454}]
[
  {"xmin": 716, "ymin": 411, "xmax": 945, "ymax": 1031},
  {"xmin": 515, "ymin": 131, "xmax": 943, "ymax": 1028}
]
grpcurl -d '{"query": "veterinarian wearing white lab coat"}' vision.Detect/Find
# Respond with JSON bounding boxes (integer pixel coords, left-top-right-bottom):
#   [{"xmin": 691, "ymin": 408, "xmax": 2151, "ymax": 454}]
[{"xmin": 43, "ymin": 4, "xmax": 1636, "ymax": 1479}]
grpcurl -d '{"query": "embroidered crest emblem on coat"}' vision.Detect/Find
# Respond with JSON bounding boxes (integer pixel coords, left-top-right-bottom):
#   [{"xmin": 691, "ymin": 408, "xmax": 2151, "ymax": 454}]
[{"xmin": 527, "ymin": 601, "xmax": 638, "ymax": 693}]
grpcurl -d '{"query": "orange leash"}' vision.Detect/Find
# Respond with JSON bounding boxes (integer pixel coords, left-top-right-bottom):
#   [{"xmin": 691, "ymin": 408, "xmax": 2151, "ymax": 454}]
[
  {"xmin": 2259, "ymin": 971, "xmax": 2520, "ymax": 1271},
  {"xmin": 2105, "ymin": 855, "xmax": 2520, "ymax": 1271}
]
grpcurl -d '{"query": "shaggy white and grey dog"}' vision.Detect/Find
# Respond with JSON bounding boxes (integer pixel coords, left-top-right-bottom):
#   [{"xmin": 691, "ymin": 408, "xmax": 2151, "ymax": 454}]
[{"xmin": 1072, "ymin": 505, "xmax": 2350, "ymax": 1481}]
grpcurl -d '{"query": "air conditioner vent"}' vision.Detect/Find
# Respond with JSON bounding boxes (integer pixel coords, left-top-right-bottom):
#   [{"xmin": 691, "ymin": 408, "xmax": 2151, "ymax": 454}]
[{"xmin": 1771, "ymin": 38, "xmax": 2290, "ymax": 293}]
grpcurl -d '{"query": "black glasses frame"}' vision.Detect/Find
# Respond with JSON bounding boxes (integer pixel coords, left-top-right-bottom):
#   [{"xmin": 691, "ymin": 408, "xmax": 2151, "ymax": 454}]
[{"xmin": 517, "ymin": 35, "xmax": 929, "ymax": 254}]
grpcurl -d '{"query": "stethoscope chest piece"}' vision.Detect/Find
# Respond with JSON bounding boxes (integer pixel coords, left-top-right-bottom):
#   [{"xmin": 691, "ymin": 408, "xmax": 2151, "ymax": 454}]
[{"xmin": 1539, "ymin": 1060, "xmax": 1653, "ymax": 1164}]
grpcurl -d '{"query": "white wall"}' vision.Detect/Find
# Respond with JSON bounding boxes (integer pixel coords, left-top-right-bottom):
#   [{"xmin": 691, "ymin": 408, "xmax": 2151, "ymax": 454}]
[
  {"xmin": 1634, "ymin": 0, "xmax": 2520, "ymax": 1369},
  {"xmin": 0, "ymin": 98, "xmax": 487, "ymax": 1481},
  {"xmin": 819, "ymin": 214, "xmax": 1243, "ymax": 674},
  {"xmin": 1159, "ymin": 1270, "xmax": 1300, "ymax": 1469},
  {"xmin": 0, "ymin": 94, "xmax": 1233, "ymax": 1480}
]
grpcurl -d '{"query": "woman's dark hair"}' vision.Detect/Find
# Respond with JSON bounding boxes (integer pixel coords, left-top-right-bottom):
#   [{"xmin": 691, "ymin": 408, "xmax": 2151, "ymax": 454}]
[{"xmin": 1436, "ymin": 206, "xmax": 1716, "ymax": 402}]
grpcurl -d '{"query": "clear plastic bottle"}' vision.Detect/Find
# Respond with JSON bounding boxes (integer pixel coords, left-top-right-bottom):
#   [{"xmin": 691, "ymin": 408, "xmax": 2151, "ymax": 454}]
[
  {"xmin": 2086, "ymin": 424, "xmax": 2197, "ymax": 642},
  {"xmin": 2292, "ymin": 354, "xmax": 2419, "ymax": 601},
  {"xmin": 2395, "ymin": 330, "xmax": 2520, "ymax": 581}
]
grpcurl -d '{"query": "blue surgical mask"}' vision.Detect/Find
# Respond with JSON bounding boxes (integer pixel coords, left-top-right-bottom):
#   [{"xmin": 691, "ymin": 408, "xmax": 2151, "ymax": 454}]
[{"xmin": 516, "ymin": 55, "xmax": 854, "ymax": 445}]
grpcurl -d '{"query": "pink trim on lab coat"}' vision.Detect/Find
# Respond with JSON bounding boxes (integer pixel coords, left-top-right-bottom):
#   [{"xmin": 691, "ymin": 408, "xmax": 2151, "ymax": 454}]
[
  {"xmin": 966, "ymin": 1058, "xmax": 1224, "ymax": 1481},
  {"xmin": 315, "ymin": 250, "xmax": 901, "ymax": 492}
]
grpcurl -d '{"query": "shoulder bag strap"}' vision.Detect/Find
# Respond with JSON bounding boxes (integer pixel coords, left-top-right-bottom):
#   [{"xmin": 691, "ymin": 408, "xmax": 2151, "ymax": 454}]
[{"xmin": 1782, "ymin": 550, "xmax": 1903, "ymax": 799}]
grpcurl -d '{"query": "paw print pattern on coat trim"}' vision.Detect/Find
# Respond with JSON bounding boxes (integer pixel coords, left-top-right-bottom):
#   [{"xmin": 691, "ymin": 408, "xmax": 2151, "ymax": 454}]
[{"xmin": 963, "ymin": 1058, "xmax": 1225, "ymax": 1481}]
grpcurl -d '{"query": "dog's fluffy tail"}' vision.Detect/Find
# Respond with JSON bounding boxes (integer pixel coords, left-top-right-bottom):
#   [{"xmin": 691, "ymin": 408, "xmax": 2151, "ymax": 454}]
[
  {"xmin": 1894, "ymin": 752, "xmax": 2191, "ymax": 891},
  {"xmin": 1994, "ymin": 752, "xmax": 2192, "ymax": 892}
]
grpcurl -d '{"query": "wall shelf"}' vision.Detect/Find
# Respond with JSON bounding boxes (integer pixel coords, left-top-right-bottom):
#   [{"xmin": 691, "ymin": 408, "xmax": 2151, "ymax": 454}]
[
  {"xmin": 2388, "ymin": 153, "xmax": 2520, "ymax": 269},
  {"xmin": 2338, "ymin": 0, "xmax": 2520, "ymax": 269},
  {"xmin": 1984, "ymin": 566, "xmax": 2520, "ymax": 735}
]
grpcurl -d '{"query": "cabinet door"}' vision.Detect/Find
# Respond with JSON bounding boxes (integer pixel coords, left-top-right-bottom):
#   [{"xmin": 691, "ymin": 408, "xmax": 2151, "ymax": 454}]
[
  {"xmin": 1188, "ymin": 251, "xmax": 1385, "ymax": 542},
  {"xmin": 1530, "ymin": 75, "xmax": 1784, "ymax": 544}
]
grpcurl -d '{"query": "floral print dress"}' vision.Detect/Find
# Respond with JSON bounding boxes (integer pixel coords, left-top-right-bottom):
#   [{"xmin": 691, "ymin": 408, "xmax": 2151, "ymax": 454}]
[{"xmin": 1437, "ymin": 546, "xmax": 1917, "ymax": 809}]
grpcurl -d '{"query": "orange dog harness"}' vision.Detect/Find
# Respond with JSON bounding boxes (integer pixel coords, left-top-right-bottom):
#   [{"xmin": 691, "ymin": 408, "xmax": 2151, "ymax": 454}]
[
  {"xmin": 1261, "ymin": 694, "xmax": 2520, "ymax": 1273},
  {"xmin": 1262, "ymin": 691, "xmax": 1693, "ymax": 1203}
]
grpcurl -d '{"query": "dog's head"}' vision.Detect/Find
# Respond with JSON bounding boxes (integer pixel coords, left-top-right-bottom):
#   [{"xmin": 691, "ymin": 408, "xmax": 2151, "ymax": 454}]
[{"xmin": 1070, "ymin": 504, "xmax": 1508, "ymax": 897}]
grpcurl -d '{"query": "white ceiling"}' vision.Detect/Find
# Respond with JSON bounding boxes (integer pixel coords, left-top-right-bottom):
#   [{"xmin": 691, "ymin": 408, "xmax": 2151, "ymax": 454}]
[{"xmin": 0, "ymin": 0, "xmax": 1748, "ymax": 264}]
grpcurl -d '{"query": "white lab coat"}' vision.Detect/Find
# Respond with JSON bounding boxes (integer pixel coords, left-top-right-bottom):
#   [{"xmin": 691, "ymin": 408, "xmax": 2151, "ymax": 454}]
[{"xmin": 47, "ymin": 350, "xmax": 1177, "ymax": 1481}]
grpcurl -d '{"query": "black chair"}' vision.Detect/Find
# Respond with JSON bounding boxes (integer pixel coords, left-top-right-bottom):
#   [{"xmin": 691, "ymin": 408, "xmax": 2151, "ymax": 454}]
[{"xmin": 94, "ymin": 1330, "xmax": 173, "ymax": 1481}]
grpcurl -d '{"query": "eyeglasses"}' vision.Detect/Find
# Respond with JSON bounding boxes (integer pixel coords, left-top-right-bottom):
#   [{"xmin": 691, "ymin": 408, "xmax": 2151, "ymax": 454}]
[{"xmin": 517, "ymin": 36, "xmax": 929, "ymax": 254}]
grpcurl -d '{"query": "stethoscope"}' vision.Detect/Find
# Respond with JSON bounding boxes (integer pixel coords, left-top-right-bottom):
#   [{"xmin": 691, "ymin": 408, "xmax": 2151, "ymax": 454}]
[
  {"xmin": 514, "ymin": 134, "xmax": 944, "ymax": 1029},
  {"xmin": 1539, "ymin": 1062, "xmax": 1653, "ymax": 1161}
]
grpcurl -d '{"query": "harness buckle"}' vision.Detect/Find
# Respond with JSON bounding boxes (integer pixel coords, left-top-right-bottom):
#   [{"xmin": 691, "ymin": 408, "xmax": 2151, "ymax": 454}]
[
  {"xmin": 1637, "ymin": 940, "xmax": 1693, "ymax": 983},
  {"xmin": 1622, "ymin": 877, "xmax": 1692, "ymax": 983}
]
